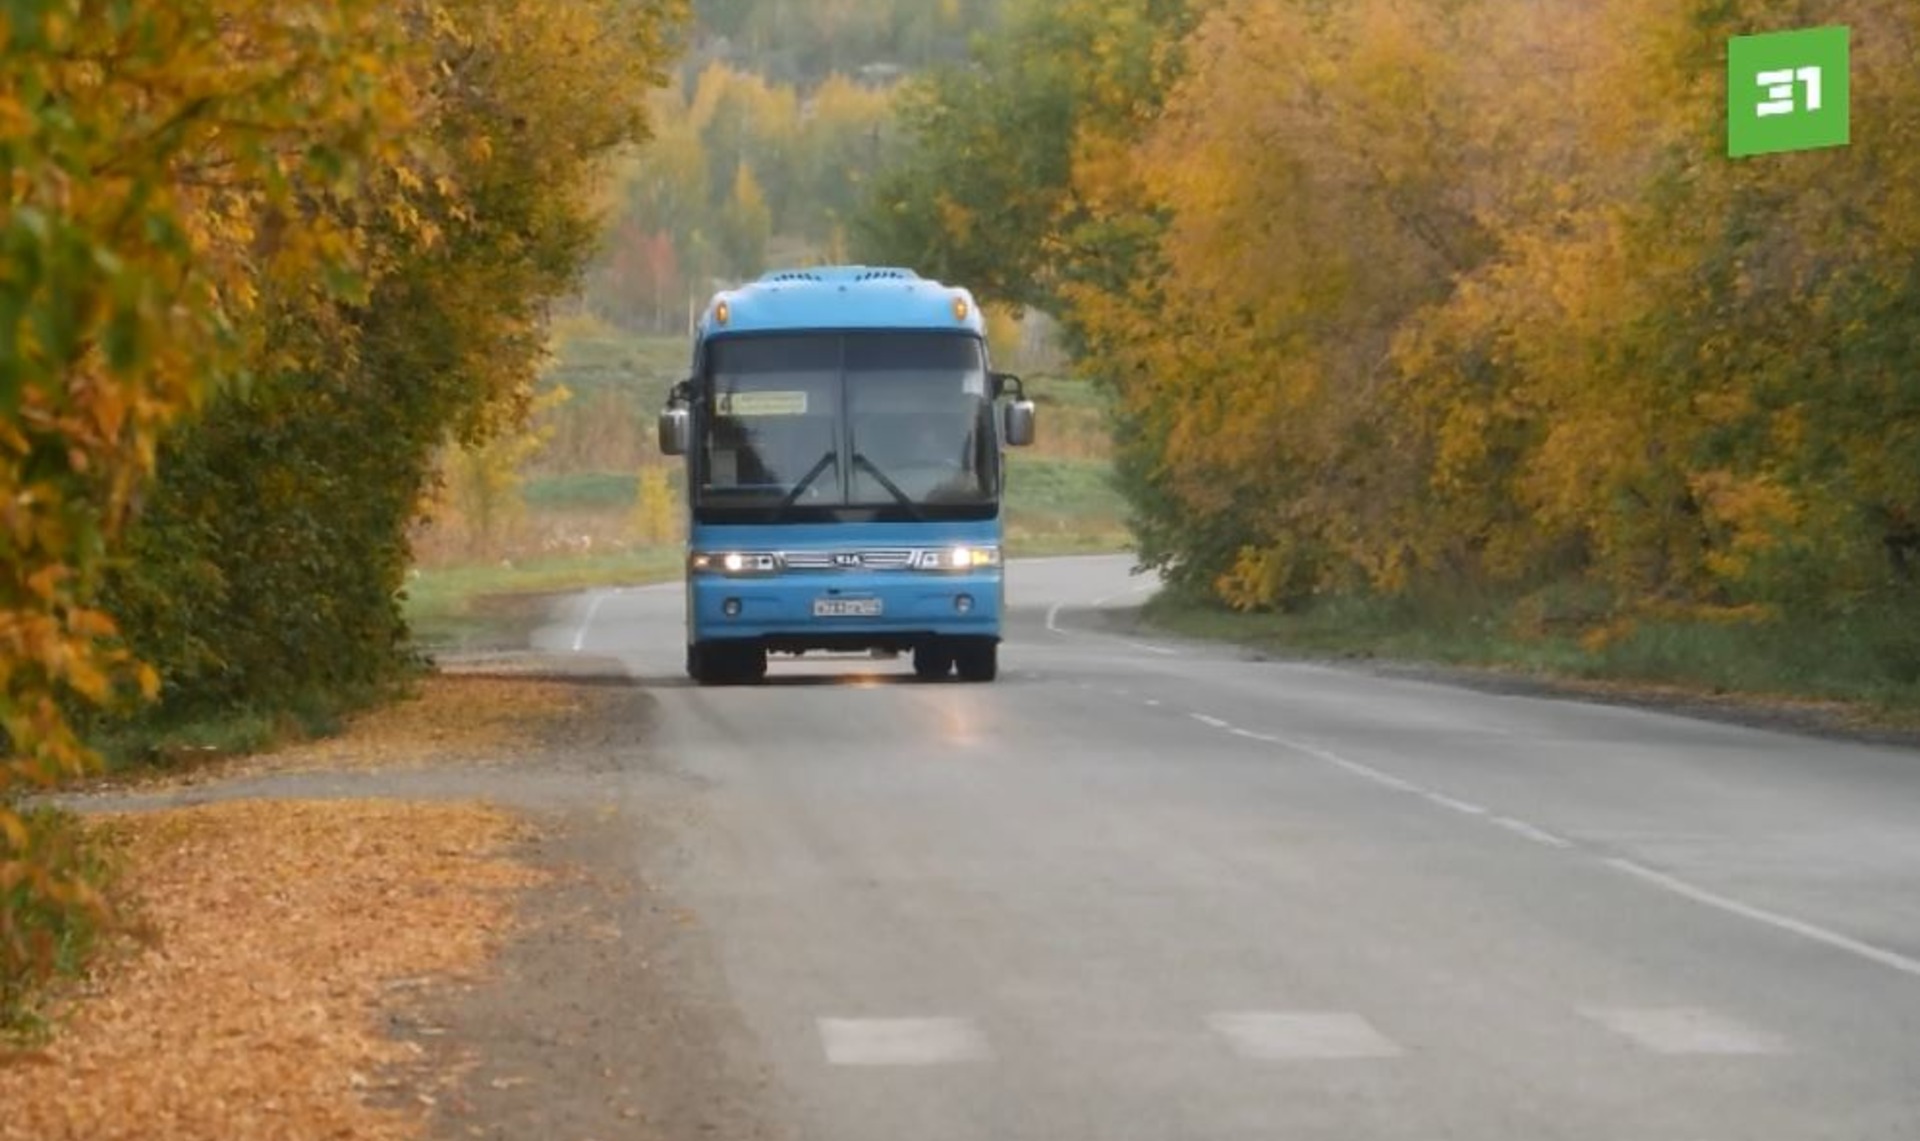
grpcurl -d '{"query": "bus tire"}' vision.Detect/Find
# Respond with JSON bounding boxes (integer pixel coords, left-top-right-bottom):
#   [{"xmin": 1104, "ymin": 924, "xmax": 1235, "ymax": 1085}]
[
  {"xmin": 687, "ymin": 642, "xmax": 718, "ymax": 685},
  {"xmin": 953, "ymin": 639, "xmax": 997, "ymax": 683},
  {"xmin": 912, "ymin": 643, "xmax": 954, "ymax": 680},
  {"xmin": 688, "ymin": 642, "xmax": 765, "ymax": 686}
]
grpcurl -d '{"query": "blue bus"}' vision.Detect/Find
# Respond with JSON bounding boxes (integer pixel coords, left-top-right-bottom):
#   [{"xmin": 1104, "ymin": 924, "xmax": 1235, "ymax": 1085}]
[{"xmin": 656, "ymin": 266, "xmax": 1036, "ymax": 685}]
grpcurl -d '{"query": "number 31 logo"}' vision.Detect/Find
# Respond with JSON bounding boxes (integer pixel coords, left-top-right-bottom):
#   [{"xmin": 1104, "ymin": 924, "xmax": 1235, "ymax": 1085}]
[
  {"xmin": 1728, "ymin": 26, "xmax": 1850, "ymax": 157},
  {"xmin": 1756, "ymin": 66, "xmax": 1822, "ymax": 117}
]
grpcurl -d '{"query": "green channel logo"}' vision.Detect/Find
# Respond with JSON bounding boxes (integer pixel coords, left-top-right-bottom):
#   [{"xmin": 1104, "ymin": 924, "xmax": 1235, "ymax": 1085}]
[{"xmin": 1728, "ymin": 26, "xmax": 1850, "ymax": 157}]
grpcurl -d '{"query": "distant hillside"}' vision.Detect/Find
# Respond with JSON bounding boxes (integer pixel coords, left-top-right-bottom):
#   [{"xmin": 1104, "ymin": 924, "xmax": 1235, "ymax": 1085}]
[
  {"xmin": 577, "ymin": 0, "xmax": 1010, "ymax": 335},
  {"xmin": 684, "ymin": 0, "xmax": 1003, "ymax": 89}
]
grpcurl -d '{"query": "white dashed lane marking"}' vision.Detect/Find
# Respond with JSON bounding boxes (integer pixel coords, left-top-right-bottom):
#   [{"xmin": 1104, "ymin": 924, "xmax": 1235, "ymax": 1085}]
[
  {"xmin": 1329, "ymin": 758, "xmax": 1421, "ymax": 793},
  {"xmin": 813, "ymin": 1007, "xmax": 1793, "ymax": 1068},
  {"xmin": 1578, "ymin": 1007, "xmax": 1787, "ymax": 1055},
  {"xmin": 817, "ymin": 1017, "xmax": 991, "ymax": 1066},
  {"xmin": 1076, "ymin": 640, "xmax": 1920, "ymax": 986},
  {"xmin": 1208, "ymin": 1012, "xmax": 1404, "ymax": 1060}
]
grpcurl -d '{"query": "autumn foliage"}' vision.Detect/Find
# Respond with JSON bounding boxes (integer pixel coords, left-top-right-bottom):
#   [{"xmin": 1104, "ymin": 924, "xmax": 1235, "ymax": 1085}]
[
  {"xmin": 3, "ymin": 0, "xmax": 685, "ymax": 1029},
  {"xmin": 868, "ymin": 0, "xmax": 1920, "ymax": 681},
  {"xmin": 586, "ymin": 60, "xmax": 903, "ymax": 332}
]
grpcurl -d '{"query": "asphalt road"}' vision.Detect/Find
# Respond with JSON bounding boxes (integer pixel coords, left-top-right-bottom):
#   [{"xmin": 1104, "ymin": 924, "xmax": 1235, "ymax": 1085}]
[{"xmin": 533, "ymin": 554, "xmax": 1920, "ymax": 1141}]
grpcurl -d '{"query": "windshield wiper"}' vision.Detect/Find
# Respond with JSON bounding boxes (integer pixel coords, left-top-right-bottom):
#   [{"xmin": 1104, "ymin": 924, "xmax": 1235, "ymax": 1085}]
[
  {"xmin": 852, "ymin": 453, "xmax": 924, "ymax": 521},
  {"xmin": 779, "ymin": 450, "xmax": 838, "ymax": 511}
]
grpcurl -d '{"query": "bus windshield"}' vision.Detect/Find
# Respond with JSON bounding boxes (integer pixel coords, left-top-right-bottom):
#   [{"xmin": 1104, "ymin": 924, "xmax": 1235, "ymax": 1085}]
[{"xmin": 696, "ymin": 332, "xmax": 999, "ymax": 521}]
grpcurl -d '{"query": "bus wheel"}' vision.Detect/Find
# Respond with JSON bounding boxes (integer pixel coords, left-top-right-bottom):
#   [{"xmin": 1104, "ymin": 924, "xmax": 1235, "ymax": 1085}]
[
  {"xmin": 688, "ymin": 642, "xmax": 764, "ymax": 686},
  {"xmin": 912, "ymin": 643, "xmax": 953, "ymax": 681},
  {"xmin": 687, "ymin": 643, "xmax": 718, "ymax": 685},
  {"xmin": 953, "ymin": 640, "xmax": 997, "ymax": 683}
]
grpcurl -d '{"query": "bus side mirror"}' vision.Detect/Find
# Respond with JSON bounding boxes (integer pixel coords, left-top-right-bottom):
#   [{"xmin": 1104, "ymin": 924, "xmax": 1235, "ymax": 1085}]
[
  {"xmin": 657, "ymin": 407, "xmax": 690, "ymax": 456},
  {"xmin": 1003, "ymin": 399, "xmax": 1035, "ymax": 447}
]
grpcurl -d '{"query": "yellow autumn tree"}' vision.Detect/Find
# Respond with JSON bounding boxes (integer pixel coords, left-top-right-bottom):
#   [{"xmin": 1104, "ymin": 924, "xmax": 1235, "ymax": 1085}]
[
  {"xmin": 6, "ymin": 0, "xmax": 691, "ymax": 1029},
  {"xmin": 1393, "ymin": 0, "xmax": 1920, "ymax": 631},
  {"xmin": 630, "ymin": 466, "xmax": 683, "ymax": 546},
  {"xmin": 447, "ymin": 386, "xmax": 573, "ymax": 558},
  {"xmin": 1077, "ymin": 0, "xmax": 1542, "ymax": 606},
  {"xmin": 874, "ymin": 0, "xmax": 1920, "ymax": 684},
  {"xmin": 1069, "ymin": 0, "xmax": 1920, "ymax": 633},
  {"xmin": 1, "ymin": 0, "xmax": 421, "ymax": 1027},
  {"xmin": 103, "ymin": 0, "xmax": 688, "ymax": 720}
]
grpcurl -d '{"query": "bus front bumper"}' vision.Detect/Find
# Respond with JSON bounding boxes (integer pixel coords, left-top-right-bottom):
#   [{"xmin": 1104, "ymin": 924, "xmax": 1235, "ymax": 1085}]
[{"xmin": 688, "ymin": 570, "xmax": 1003, "ymax": 650}]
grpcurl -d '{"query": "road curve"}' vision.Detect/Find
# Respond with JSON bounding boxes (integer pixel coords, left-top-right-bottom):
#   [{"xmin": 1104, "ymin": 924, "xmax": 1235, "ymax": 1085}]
[{"xmin": 533, "ymin": 554, "xmax": 1920, "ymax": 1141}]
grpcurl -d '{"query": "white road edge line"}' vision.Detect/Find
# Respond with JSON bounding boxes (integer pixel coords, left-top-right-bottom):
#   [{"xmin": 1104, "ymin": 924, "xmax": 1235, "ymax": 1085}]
[
  {"xmin": 1493, "ymin": 817, "xmax": 1573, "ymax": 849},
  {"xmin": 1337, "ymin": 763, "xmax": 1421, "ymax": 794},
  {"xmin": 571, "ymin": 590, "xmax": 611, "ymax": 653},
  {"xmin": 1607, "ymin": 857, "xmax": 1920, "ymax": 981},
  {"xmin": 1424, "ymin": 792, "xmax": 1488, "ymax": 816},
  {"xmin": 1191, "ymin": 714, "xmax": 1232, "ymax": 730},
  {"xmin": 1044, "ymin": 591, "xmax": 1179, "ymax": 655}
]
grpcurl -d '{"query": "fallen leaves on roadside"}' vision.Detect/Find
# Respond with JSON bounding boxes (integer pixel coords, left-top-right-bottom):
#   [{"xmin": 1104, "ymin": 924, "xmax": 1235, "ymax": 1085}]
[
  {"xmin": 269, "ymin": 675, "xmax": 593, "ymax": 772},
  {"xmin": 0, "ymin": 799, "xmax": 541, "ymax": 1141},
  {"xmin": 112, "ymin": 675, "xmax": 602, "ymax": 791}
]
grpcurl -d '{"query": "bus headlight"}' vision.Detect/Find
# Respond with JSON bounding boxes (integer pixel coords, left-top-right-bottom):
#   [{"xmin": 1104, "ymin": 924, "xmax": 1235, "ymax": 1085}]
[
  {"xmin": 690, "ymin": 551, "xmax": 779, "ymax": 575},
  {"xmin": 916, "ymin": 545, "xmax": 1000, "ymax": 571}
]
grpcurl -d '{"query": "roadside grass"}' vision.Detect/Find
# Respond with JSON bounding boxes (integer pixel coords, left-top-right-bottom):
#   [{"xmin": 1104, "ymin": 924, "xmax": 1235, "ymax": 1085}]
[
  {"xmin": 87, "ymin": 710, "xmax": 292, "ymax": 774},
  {"xmin": 80, "ymin": 677, "xmax": 405, "ymax": 777},
  {"xmin": 539, "ymin": 325, "xmax": 686, "ymax": 405},
  {"xmin": 1579, "ymin": 608, "xmax": 1920, "ymax": 715},
  {"xmin": 1, "ymin": 808, "xmax": 122, "ymax": 1045},
  {"xmin": 1005, "ymin": 453, "xmax": 1130, "ymax": 556},
  {"xmin": 1006, "ymin": 453, "xmax": 1125, "ymax": 515},
  {"xmin": 404, "ymin": 547, "xmax": 684, "ymax": 651},
  {"xmin": 1143, "ymin": 588, "xmax": 1920, "ymax": 728},
  {"xmin": 73, "ymin": 514, "xmax": 685, "ymax": 783},
  {"xmin": 1142, "ymin": 588, "xmax": 1573, "ymax": 666},
  {"xmin": 525, "ymin": 470, "xmax": 651, "ymax": 511},
  {"xmin": 1005, "ymin": 523, "xmax": 1132, "ymax": 556}
]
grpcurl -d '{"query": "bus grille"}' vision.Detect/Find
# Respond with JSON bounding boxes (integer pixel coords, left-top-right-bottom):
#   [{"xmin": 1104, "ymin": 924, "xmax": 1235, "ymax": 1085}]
[{"xmin": 782, "ymin": 548, "xmax": 917, "ymax": 571}]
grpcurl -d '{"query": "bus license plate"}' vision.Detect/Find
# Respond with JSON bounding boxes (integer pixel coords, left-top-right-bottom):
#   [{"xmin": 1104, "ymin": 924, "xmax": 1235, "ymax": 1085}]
[{"xmin": 814, "ymin": 597, "xmax": 882, "ymax": 617}]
